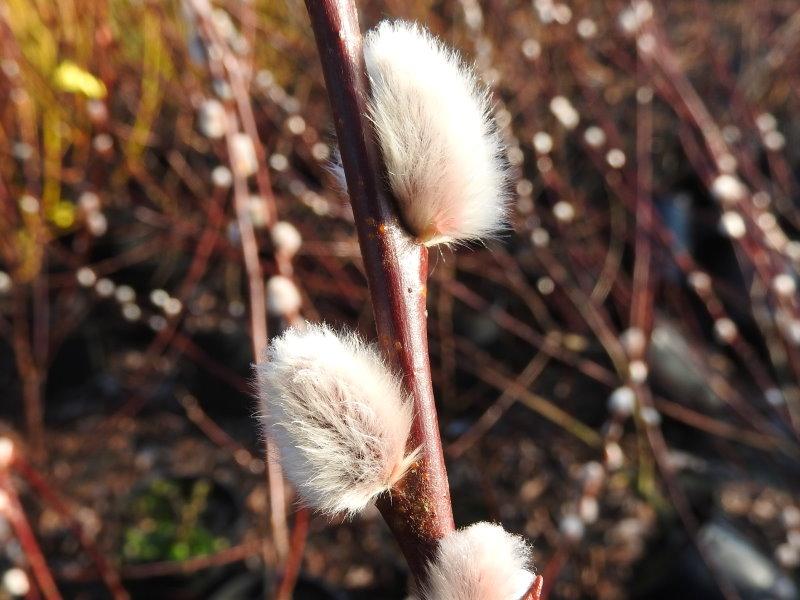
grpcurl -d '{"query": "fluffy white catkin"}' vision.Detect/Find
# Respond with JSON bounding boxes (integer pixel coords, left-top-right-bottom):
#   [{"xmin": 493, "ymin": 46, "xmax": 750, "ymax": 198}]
[
  {"xmin": 419, "ymin": 522, "xmax": 535, "ymax": 600},
  {"xmin": 255, "ymin": 323, "xmax": 417, "ymax": 516},
  {"xmin": 360, "ymin": 20, "xmax": 508, "ymax": 246}
]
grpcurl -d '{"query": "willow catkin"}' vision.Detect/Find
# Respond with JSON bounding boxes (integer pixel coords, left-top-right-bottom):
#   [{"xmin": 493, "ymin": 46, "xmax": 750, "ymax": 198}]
[{"xmin": 255, "ymin": 323, "xmax": 418, "ymax": 516}]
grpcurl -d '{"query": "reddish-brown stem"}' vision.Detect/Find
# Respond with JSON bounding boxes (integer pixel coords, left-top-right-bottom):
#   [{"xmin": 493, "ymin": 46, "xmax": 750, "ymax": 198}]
[
  {"xmin": 275, "ymin": 508, "xmax": 310, "ymax": 600},
  {"xmin": 524, "ymin": 575, "xmax": 545, "ymax": 600},
  {"xmin": 631, "ymin": 25, "xmax": 654, "ymax": 337},
  {"xmin": 539, "ymin": 546, "xmax": 567, "ymax": 600},
  {"xmin": 118, "ymin": 540, "xmax": 263, "ymax": 579},
  {"xmin": 0, "ymin": 474, "xmax": 62, "ymax": 600},
  {"xmin": 304, "ymin": 0, "xmax": 454, "ymax": 583},
  {"xmin": 180, "ymin": 395, "xmax": 258, "ymax": 467},
  {"xmin": 11, "ymin": 456, "xmax": 129, "ymax": 600},
  {"xmin": 12, "ymin": 291, "xmax": 44, "ymax": 459}
]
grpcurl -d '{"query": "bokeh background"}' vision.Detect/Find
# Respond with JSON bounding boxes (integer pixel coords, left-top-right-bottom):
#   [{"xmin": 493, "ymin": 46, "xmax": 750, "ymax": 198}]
[{"xmin": 1, "ymin": 0, "xmax": 800, "ymax": 598}]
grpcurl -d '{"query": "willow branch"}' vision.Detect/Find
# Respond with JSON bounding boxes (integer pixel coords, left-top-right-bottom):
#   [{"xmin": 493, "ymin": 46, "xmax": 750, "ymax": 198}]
[{"xmin": 303, "ymin": 0, "xmax": 454, "ymax": 581}]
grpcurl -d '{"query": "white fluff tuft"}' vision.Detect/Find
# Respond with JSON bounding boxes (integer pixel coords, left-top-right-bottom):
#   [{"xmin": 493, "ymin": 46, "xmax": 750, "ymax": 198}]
[
  {"xmin": 420, "ymin": 522, "xmax": 535, "ymax": 600},
  {"xmin": 255, "ymin": 323, "xmax": 418, "ymax": 516},
  {"xmin": 362, "ymin": 21, "xmax": 509, "ymax": 246}
]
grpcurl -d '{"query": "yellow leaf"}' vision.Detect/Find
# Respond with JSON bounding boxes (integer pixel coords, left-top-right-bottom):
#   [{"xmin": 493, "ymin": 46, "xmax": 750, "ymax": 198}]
[
  {"xmin": 53, "ymin": 61, "xmax": 107, "ymax": 99},
  {"xmin": 47, "ymin": 200, "xmax": 76, "ymax": 229}
]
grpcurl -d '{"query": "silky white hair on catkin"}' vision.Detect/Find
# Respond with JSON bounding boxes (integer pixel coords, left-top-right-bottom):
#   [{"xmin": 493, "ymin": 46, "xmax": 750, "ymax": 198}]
[
  {"xmin": 361, "ymin": 20, "xmax": 508, "ymax": 246},
  {"xmin": 255, "ymin": 323, "xmax": 418, "ymax": 516},
  {"xmin": 419, "ymin": 522, "xmax": 535, "ymax": 600}
]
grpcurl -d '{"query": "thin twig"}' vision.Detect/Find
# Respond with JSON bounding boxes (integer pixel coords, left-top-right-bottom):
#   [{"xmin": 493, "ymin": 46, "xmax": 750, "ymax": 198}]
[
  {"xmin": 188, "ymin": 0, "xmax": 290, "ymax": 563},
  {"xmin": 11, "ymin": 455, "xmax": 129, "ymax": 600},
  {"xmin": 275, "ymin": 508, "xmax": 310, "ymax": 600},
  {"xmin": 0, "ymin": 474, "xmax": 62, "ymax": 600}
]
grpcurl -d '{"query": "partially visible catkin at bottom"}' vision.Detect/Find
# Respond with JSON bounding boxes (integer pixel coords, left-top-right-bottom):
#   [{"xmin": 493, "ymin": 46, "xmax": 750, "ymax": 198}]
[
  {"xmin": 255, "ymin": 323, "xmax": 418, "ymax": 517},
  {"xmin": 417, "ymin": 522, "xmax": 535, "ymax": 600}
]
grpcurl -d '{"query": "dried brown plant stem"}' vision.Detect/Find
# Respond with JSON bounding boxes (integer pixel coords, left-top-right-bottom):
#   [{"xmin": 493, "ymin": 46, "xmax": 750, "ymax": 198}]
[
  {"xmin": 304, "ymin": 0, "xmax": 455, "ymax": 582},
  {"xmin": 226, "ymin": 127, "xmax": 290, "ymax": 563},
  {"xmin": 275, "ymin": 508, "xmax": 310, "ymax": 600},
  {"xmin": 187, "ymin": 0, "xmax": 290, "ymax": 564}
]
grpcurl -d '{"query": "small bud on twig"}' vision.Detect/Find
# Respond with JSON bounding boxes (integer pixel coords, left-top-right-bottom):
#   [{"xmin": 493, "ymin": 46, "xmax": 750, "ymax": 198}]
[
  {"xmin": 270, "ymin": 221, "xmax": 303, "ymax": 258},
  {"xmin": 266, "ymin": 275, "xmax": 302, "ymax": 317},
  {"xmin": 198, "ymin": 99, "xmax": 227, "ymax": 139},
  {"xmin": 228, "ymin": 133, "xmax": 258, "ymax": 178},
  {"xmin": 607, "ymin": 386, "xmax": 636, "ymax": 419}
]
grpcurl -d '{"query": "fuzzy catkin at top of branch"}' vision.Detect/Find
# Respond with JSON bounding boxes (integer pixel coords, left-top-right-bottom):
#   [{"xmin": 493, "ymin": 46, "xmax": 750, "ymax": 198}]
[{"xmin": 333, "ymin": 20, "xmax": 510, "ymax": 247}]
